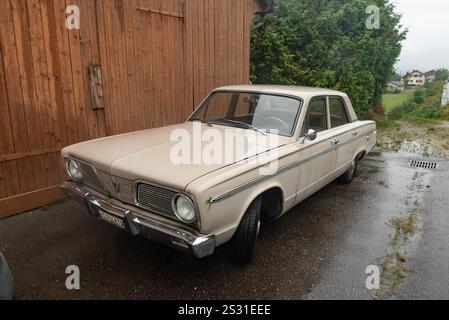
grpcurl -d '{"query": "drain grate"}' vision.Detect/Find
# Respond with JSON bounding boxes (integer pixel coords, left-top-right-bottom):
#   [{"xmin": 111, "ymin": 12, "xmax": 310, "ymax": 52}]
[{"xmin": 410, "ymin": 160, "xmax": 438, "ymax": 170}]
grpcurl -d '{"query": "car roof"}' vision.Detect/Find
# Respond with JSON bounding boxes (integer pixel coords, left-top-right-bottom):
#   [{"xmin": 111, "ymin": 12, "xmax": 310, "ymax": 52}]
[{"xmin": 214, "ymin": 85, "xmax": 345, "ymax": 99}]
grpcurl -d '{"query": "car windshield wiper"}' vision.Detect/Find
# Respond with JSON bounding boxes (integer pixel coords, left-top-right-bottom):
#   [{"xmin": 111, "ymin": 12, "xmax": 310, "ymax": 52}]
[
  {"xmin": 213, "ymin": 119, "xmax": 267, "ymax": 135},
  {"xmin": 190, "ymin": 118, "xmax": 213, "ymax": 127}
]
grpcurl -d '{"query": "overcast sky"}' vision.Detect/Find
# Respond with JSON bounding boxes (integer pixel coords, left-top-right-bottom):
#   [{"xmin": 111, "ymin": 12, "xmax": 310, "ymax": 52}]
[{"xmin": 392, "ymin": 0, "xmax": 449, "ymax": 74}]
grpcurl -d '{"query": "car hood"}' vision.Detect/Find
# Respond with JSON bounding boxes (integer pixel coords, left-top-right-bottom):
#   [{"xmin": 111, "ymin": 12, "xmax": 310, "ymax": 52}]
[{"xmin": 62, "ymin": 122, "xmax": 288, "ymax": 190}]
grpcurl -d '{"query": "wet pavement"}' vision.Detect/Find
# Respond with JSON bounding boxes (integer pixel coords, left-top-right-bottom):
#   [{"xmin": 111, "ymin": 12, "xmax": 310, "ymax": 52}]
[{"xmin": 0, "ymin": 146, "xmax": 448, "ymax": 300}]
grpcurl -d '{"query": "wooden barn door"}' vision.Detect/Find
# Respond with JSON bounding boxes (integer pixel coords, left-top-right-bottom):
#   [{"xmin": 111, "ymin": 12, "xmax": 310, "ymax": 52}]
[
  {"xmin": 0, "ymin": 0, "xmax": 106, "ymax": 218},
  {"xmin": 0, "ymin": 0, "xmax": 259, "ymax": 218},
  {"xmin": 95, "ymin": 0, "xmax": 189, "ymax": 136}
]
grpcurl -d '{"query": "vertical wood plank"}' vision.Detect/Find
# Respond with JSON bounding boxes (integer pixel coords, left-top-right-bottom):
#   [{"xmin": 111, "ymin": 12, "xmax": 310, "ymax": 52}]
[
  {"xmin": 123, "ymin": 0, "xmax": 141, "ymax": 130},
  {"xmin": 184, "ymin": 0, "xmax": 194, "ymax": 114},
  {"xmin": 40, "ymin": 0, "xmax": 67, "ymax": 147},
  {"xmin": 11, "ymin": 0, "xmax": 44, "ymax": 151},
  {"xmin": 0, "ymin": 42, "xmax": 15, "ymax": 155},
  {"xmin": 176, "ymin": 0, "xmax": 187, "ymax": 121},
  {"xmin": 27, "ymin": 0, "xmax": 58, "ymax": 188},
  {"xmin": 95, "ymin": 0, "xmax": 114, "ymax": 136},
  {"xmin": 142, "ymin": 0, "xmax": 153, "ymax": 128},
  {"xmin": 11, "ymin": 0, "xmax": 48, "ymax": 192},
  {"xmin": 53, "ymin": 0, "xmax": 79, "ymax": 145},
  {"xmin": 133, "ymin": 0, "xmax": 147, "ymax": 128},
  {"xmin": 1, "ymin": 161, "xmax": 21, "ymax": 197},
  {"xmin": 197, "ymin": 0, "xmax": 206, "ymax": 104},
  {"xmin": 153, "ymin": 0, "xmax": 164, "ymax": 127},
  {"xmin": 104, "ymin": 0, "xmax": 120, "ymax": 135},
  {"xmin": 114, "ymin": 0, "xmax": 131, "ymax": 134},
  {"xmin": 243, "ymin": 0, "xmax": 253, "ymax": 84},
  {"xmin": 236, "ymin": 1, "xmax": 245, "ymax": 84},
  {"xmin": 0, "ymin": 0, "xmax": 30, "ymax": 155},
  {"xmin": 78, "ymin": 0, "xmax": 100, "ymax": 140},
  {"xmin": 164, "ymin": 0, "xmax": 174, "ymax": 125},
  {"xmin": 204, "ymin": 0, "xmax": 215, "ymax": 94},
  {"xmin": 65, "ymin": 0, "xmax": 90, "ymax": 142},
  {"xmin": 27, "ymin": 0, "xmax": 56, "ymax": 149},
  {"xmin": 86, "ymin": 0, "xmax": 106, "ymax": 137},
  {"xmin": 0, "ymin": 0, "xmax": 26, "ymax": 198},
  {"xmin": 0, "ymin": 164, "xmax": 6, "ymax": 198}
]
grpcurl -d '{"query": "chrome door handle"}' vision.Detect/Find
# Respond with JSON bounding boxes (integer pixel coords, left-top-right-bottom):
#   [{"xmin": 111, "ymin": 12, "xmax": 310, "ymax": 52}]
[
  {"xmin": 352, "ymin": 131, "xmax": 359, "ymax": 136},
  {"xmin": 331, "ymin": 139, "xmax": 340, "ymax": 145}
]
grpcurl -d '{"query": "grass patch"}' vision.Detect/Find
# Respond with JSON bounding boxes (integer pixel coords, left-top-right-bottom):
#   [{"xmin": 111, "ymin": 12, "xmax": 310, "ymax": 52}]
[
  {"xmin": 382, "ymin": 89, "xmax": 416, "ymax": 112},
  {"xmin": 375, "ymin": 251, "xmax": 408, "ymax": 299},
  {"xmin": 390, "ymin": 213, "xmax": 418, "ymax": 243},
  {"xmin": 382, "ymin": 81, "xmax": 446, "ymax": 124}
]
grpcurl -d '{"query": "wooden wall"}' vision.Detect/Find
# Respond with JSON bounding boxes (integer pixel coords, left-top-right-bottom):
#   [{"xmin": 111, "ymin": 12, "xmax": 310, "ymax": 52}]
[{"xmin": 0, "ymin": 0, "xmax": 261, "ymax": 218}]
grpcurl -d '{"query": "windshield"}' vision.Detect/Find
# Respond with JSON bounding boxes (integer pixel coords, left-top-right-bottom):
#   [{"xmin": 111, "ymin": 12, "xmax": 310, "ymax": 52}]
[{"xmin": 189, "ymin": 91, "xmax": 302, "ymax": 136}]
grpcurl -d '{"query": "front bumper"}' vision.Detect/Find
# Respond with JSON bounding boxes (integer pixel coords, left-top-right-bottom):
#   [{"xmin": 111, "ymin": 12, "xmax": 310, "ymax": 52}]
[{"xmin": 60, "ymin": 181, "xmax": 216, "ymax": 258}]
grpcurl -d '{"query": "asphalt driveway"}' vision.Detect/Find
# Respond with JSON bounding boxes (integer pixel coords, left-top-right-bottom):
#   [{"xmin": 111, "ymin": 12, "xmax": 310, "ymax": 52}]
[{"xmin": 1, "ymin": 146, "xmax": 448, "ymax": 300}]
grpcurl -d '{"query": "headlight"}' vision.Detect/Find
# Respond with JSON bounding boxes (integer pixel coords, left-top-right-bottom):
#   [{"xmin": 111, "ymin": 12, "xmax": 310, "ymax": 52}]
[
  {"xmin": 65, "ymin": 159, "xmax": 83, "ymax": 181},
  {"xmin": 172, "ymin": 194, "xmax": 196, "ymax": 223}
]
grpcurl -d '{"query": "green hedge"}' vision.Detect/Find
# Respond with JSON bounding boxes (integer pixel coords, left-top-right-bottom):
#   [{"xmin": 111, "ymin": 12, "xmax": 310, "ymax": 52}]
[{"xmin": 251, "ymin": 0, "xmax": 406, "ymax": 117}]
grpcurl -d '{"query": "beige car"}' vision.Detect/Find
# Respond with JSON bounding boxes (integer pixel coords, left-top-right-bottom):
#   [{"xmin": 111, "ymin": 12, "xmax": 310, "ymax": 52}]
[{"xmin": 61, "ymin": 85, "xmax": 376, "ymax": 263}]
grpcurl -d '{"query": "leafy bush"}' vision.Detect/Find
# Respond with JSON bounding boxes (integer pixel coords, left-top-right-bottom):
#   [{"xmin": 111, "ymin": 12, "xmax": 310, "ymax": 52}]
[
  {"xmin": 388, "ymin": 99, "xmax": 415, "ymax": 120},
  {"xmin": 251, "ymin": 0, "xmax": 407, "ymax": 117},
  {"xmin": 411, "ymin": 107, "xmax": 439, "ymax": 119},
  {"xmin": 413, "ymin": 90, "xmax": 425, "ymax": 104},
  {"xmin": 438, "ymin": 106, "xmax": 449, "ymax": 120},
  {"xmin": 435, "ymin": 68, "xmax": 449, "ymax": 81}
]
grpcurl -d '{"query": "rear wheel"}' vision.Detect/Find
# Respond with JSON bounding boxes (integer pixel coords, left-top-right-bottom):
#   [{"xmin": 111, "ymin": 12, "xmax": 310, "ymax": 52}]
[
  {"xmin": 230, "ymin": 197, "xmax": 262, "ymax": 264},
  {"xmin": 338, "ymin": 158, "xmax": 358, "ymax": 184}
]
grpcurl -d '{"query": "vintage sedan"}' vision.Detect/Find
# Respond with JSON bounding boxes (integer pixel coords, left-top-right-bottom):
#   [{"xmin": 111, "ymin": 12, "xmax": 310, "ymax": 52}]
[{"xmin": 61, "ymin": 85, "xmax": 376, "ymax": 263}]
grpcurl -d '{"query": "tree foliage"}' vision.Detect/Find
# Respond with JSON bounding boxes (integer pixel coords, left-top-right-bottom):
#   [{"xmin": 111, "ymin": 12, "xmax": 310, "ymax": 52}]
[
  {"xmin": 250, "ymin": 0, "xmax": 407, "ymax": 116},
  {"xmin": 435, "ymin": 68, "xmax": 449, "ymax": 81}
]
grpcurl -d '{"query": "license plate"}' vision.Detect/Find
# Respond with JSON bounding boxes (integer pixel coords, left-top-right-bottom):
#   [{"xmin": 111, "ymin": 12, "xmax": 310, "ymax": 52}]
[{"xmin": 98, "ymin": 210, "xmax": 126, "ymax": 230}]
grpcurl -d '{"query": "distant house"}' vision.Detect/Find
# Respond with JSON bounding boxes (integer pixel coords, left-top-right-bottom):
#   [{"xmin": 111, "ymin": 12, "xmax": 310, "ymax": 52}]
[
  {"xmin": 387, "ymin": 81, "xmax": 405, "ymax": 92},
  {"xmin": 425, "ymin": 70, "xmax": 436, "ymax": 83},
  {"xmin": 401, "ymin": 70, "xmax": 426, "ymax": 86}
]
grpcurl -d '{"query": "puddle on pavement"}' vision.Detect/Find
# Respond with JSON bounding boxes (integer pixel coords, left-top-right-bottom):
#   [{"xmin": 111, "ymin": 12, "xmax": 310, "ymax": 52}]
[
  {"xmin": 380, "ymin": 139, "xmax": 443, "ymax": 158},
  {"xmin": 399, "ymin": 140, "xmax": 441, "ymax": 158}
]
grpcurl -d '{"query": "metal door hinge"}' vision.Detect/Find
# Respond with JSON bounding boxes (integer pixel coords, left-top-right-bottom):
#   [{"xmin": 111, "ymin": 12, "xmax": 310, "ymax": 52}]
[{"xmin": 89, "ymin": 64, "xmax": 105, "ymax": 110}]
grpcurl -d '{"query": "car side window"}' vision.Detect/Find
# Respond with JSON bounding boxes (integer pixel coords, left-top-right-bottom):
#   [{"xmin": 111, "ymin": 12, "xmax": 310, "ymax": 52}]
[
  {"xmin": 329, "ymin": 97, "xmax": 349, "ymax": 128},
  {"xmin": 302, "ymin": 97, "xmax": 327, "ymax": 135}
]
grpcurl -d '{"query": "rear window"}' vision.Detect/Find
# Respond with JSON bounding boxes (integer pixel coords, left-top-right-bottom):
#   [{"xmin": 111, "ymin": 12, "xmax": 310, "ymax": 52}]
[{"xmin": 329, "ymin": 97, "xmax": 349, "ymax": 128}]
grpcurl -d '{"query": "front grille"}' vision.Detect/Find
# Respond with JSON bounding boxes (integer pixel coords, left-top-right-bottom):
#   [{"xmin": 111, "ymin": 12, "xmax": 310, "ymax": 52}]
[
  {"xmin": 76, "ymin": 160, "xmax": 177, "ymax": 217},
  {"xmin": 136, "ymin": 183, "xmax": 177, "ymax": 216},
  {"xmin": 97, "ymin": 172, "xmax": 134, "ymax": 205},
  {"xmin": 77, "ymin": 161, "xmax": 134, "ymax": 204},
  {"xmin": 79, "ymin": 162, "xmax": 104, "ymax": 191}
]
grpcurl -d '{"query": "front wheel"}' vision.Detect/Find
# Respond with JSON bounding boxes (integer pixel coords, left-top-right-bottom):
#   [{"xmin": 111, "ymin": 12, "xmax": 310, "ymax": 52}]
[
  {"xmin": 338, "ymin": 158, "xmax": 358, "ymax": 184},
  {"xmin": 230, "ymin": 197, "xmax": 262, "ymax": 264}
]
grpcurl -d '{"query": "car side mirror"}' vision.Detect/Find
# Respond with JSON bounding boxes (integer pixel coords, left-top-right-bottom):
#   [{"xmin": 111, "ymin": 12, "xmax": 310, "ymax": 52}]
[{"xmin": 301, "ymin": 129, "xmax": 317, "ymax": 144}]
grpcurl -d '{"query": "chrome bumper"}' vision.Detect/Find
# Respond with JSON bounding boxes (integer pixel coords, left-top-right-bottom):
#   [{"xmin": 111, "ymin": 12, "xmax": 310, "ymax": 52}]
[{"xmin": 60, "ymin": 181, "xmax": 216, "ymax": 258}]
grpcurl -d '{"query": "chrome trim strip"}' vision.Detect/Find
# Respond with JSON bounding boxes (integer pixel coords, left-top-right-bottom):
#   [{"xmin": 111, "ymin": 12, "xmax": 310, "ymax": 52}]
[{"xmin": 208, "ymin": 128, "xmax": 376, "ymax": 204}]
